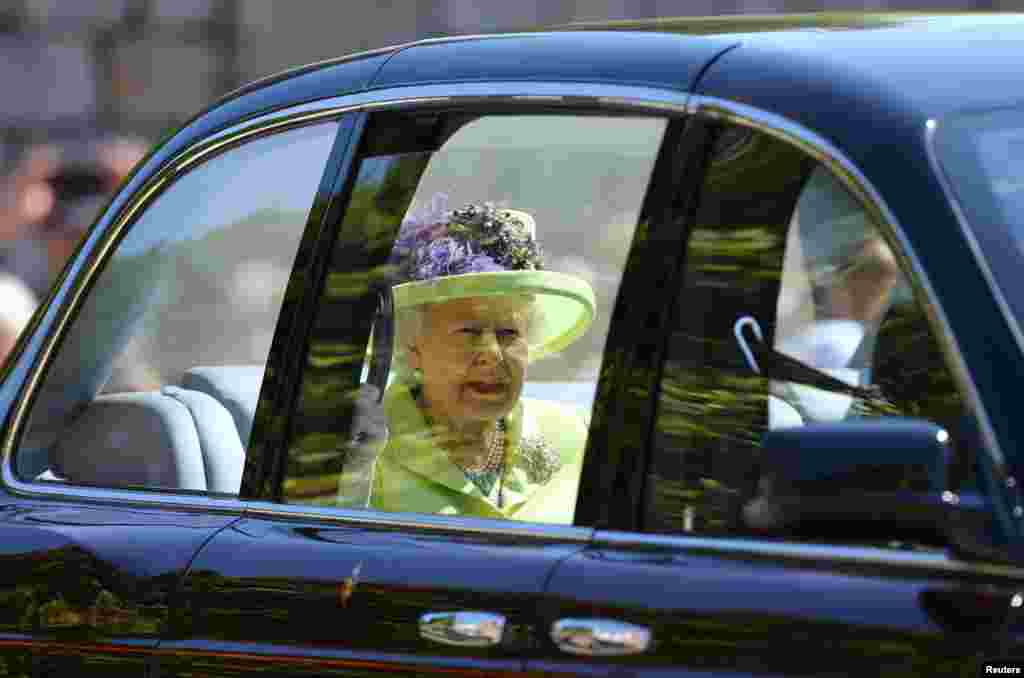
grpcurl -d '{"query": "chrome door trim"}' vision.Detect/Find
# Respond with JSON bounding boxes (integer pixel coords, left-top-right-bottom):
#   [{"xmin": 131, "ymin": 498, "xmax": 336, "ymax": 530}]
[
  {"xmin": 240, "ymin": 501, "xmax": 595, "ymax": 542},
  {"xmin": 206, "ymin": 81, "xmax": 692, "ymax": 153},
  {"xmin": 593, "ymin": 528, "xmax": 1024, "ymax": 579},
  {"xmin": 691, "ymin": 94, "xmax": 1018, "ymax": 533}
]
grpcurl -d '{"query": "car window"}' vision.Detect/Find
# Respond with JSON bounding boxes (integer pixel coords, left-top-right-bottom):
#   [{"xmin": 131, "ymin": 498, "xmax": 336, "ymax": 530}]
[
  {"xmin": 933, "ymin": 105, "xmax": 1024, "ymax": 336},
  {"xmin": 15, "ymin": 121, "xmax": 340, "ymax": 495},
  {"xmin": 282, "ymin": 111, "xmax": 667, "ymax": 525},
  {"xmin": 646, "ymin": 125, "xmax": 973, "ymax": 545}
]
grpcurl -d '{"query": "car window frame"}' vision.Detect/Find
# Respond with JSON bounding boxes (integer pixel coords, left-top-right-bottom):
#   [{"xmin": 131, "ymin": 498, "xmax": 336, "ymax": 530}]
[
  {"xmin": 240, "ymin": 112, "xmax": 370, "ymax": 500},
  {"xmin": 0, "ymin": 106, "xmax": 362, "ymax": 510},
  {"xmin": 270, "ymin": 99, "xmax": 693, "ymax": 528},
  {"xmin": 622, "ymin": 95, "xmax": 1021, "ymax": 555},
  {"xmin": 239, "ymin": 87, "xmax": 703, "ymax": 543}
]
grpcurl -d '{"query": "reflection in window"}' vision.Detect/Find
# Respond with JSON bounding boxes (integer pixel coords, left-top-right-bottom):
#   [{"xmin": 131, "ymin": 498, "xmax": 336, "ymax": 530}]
[
  {"xmin": 18, "ymin": 122, "xmax": 339, "ymax": 495},
  {"xmin": 647, "ymin": 127, "xmax": 970, "ymax": 545}
]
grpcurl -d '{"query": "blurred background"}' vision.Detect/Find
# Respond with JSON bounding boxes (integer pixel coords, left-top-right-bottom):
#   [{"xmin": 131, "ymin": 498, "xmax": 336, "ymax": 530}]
[
  {"xmin": 0, "ymin": 0, "xmax": 1016, "ymax": 363},
  {"xmin": 0, "ymin": 0, "xmax": 1015, "ymax": 154}
]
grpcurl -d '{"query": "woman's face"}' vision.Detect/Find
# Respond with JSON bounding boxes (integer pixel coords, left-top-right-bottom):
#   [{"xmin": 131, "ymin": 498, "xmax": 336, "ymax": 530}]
[{"xmin": 408, "ymin": 295, "xmax": 530, "ymax": 427}]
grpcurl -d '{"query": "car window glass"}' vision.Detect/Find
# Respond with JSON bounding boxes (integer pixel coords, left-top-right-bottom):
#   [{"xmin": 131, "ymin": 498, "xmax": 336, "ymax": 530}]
[
  {"xmin": 283, "ymin": 112, "xmax": 667, "ymax": 526},
  {"xmin": 933, "ymin": 105, "xmax": 1024, "ymax": 334},
  {"xmin": 647, "ymin": 125, "xmax": 973, "ymax": 547},
  {"xmin": 15, "ymin": 121, "xmax": 339, "ymax": 495}
]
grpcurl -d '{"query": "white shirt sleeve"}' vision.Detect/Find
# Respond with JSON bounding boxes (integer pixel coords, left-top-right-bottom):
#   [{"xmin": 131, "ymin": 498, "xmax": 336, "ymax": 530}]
[{"xmin": 770, "ymin": 319, "xmax": 867, "ymax": 427}]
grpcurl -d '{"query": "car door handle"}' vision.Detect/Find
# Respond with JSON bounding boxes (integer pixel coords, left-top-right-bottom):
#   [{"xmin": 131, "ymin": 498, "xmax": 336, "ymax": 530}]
[
  {"xmin": 551, "ymin": 618, "xmax": 652, "ymax": 656},
  {"xmin": 419, "ymin": 610, "xmax": 506, "ymax": 647}
]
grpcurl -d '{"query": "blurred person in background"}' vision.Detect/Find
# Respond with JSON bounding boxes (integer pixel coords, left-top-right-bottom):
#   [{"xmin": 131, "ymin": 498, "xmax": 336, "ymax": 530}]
[
  {"xmin": 0, "ymin": 135, "xmax": 148, "ymax": 365},
  {"xmin": 0, "ymin": 144, "xmax": 58, "ymax": 301},
  {"xmin": 0, "ymin": 272, "xmax": 38, "ymax": 364},
  {"xmin": 0, "ymin": 135, "xmax": 149, "ymax": 300}
]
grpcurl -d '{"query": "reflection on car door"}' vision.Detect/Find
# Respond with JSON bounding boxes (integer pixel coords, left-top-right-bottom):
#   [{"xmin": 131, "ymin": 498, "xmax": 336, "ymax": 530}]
[
  {"xmin": 163, "ymin": 517, "xmax": 584, "ymax": 676},
  {"xmin": 0, "ymin": 504, "xmax": 237, "ymax": 678},
  {"xmin": 531, "ymin": 535, "xmax": 1022, "ymax": 676}
]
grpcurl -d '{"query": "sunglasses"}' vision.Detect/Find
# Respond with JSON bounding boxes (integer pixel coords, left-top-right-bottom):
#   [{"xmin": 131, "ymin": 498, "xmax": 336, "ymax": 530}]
[{"xmin": 41, "ymin": 168, "xmax": 109, "ymax": 237}]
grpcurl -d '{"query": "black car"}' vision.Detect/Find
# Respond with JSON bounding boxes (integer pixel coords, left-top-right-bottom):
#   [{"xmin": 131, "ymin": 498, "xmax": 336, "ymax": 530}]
[{"xmin": 3, "ymin": 12, "xmax": 1024, "ymax": 677}]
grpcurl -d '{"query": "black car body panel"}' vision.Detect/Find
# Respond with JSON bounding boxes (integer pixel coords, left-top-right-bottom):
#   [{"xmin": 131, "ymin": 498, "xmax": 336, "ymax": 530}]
[
  {"xmin": 0, "ymin": 501, "xmax": 235, "ymax": 676},
  {"xmin": 164, "ymin": 517, "xmax": 584, "ymax": 676},
  {"xmin": 532, "ymin": 535, "xmax": 1022, "ymax": 675}
]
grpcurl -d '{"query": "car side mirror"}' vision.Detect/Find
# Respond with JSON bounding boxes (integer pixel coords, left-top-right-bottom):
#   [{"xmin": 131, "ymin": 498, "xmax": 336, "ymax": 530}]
[{"xmin": 744, "ymin": 418, "xmax": 995, "ymax": 549}]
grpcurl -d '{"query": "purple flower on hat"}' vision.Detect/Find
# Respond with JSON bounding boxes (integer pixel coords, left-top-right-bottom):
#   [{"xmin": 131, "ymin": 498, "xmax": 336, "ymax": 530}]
[
  {"xmin": 451, "ymin": 252, "xmax": 503, "ymax": 276},
  {"xmin": 400, "ymin": 193, "xmax": 450, "ymax": 241},
  {"xmin": 407, "ymin": 238, "xmax": 503, "ymax": 280},
  {"xmin": 390, "ymin": 194, "xmax": 450, "ymax": 265},
  {"xmin": 415, "ymin": 238, "xmax": 464, "ymax": 278},
  {"xmin": 391, "ymin": 195, "xmax": 543, "ymax": 283}
]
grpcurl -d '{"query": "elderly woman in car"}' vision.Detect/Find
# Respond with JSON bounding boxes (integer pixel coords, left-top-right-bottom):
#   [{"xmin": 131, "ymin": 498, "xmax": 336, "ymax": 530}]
[{"xmin": 341, "ymin": 197, "xmax": 596, "ymax": 524}]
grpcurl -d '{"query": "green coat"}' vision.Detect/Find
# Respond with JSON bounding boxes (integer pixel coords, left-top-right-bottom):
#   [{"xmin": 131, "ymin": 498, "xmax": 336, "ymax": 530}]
[{"xmin": 365, "ymin": 383, "xmax": 588, "ymax": 523}]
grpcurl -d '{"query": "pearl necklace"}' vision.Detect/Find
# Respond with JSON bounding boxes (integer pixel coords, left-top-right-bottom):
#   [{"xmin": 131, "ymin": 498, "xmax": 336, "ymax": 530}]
[
  {"xmin": 413, "ymin": 388, "xmax": 506, "ymax": 476},
  {"xmin": 460, "ymin": 419, "xmax": 506, "ymax": 474}
]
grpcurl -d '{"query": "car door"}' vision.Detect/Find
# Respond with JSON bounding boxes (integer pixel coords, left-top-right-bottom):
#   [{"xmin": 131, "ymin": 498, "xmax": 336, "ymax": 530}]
[
  {"xmin": 162, "ymin": 96, "xmax": 690, "ymax": 676},
  {"xmin": 529, "ymin": 113, "xmax": 1024, "ymax": 676},
  {"xmin": 0, "ymin": 112, "xmax": 351, "ymax": 676}
]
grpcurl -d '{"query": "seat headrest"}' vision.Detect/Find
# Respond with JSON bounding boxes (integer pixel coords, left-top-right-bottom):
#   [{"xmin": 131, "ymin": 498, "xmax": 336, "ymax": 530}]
[
  {"xmin": 52, "ymin": 391, "xmax": 208, "ymax": 491},
  {"xmin": 181, "ymin": 365, "xmax": 265, "ymax": 445}
]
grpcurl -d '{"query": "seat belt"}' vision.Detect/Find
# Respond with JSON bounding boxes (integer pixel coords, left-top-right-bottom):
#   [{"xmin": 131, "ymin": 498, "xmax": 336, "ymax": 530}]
[{"xmin": 734, "ymin": 315, "xmax": 879, "ymax": 400}]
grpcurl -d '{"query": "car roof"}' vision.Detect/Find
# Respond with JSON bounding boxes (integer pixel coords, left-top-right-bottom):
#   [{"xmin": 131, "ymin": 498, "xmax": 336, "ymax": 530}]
[
  {"xmin": 712, "ymin": 14, "xmax": 1024, "ymax": 117},
  {"xmin": 214, "ymin": 13, "xmax": 1024, "ymax": 125},
  {"xmin": 551, "ymin": 13, "xmax": 1024, "ymax": 115}
]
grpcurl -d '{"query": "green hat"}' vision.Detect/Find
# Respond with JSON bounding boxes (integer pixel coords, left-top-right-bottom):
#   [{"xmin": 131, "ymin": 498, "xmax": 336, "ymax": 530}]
[{"xmin": 389, "ymin": 196, "xmax": 596, "ymax": 360}]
